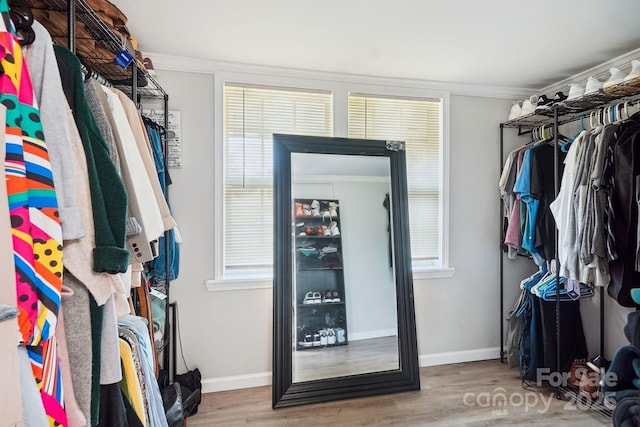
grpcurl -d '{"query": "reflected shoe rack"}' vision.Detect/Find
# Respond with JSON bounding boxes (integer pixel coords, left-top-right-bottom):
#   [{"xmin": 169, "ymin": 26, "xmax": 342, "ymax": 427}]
[{"xmin": 294, "ymin": 198, "xmax": 348, "ymax": 350}]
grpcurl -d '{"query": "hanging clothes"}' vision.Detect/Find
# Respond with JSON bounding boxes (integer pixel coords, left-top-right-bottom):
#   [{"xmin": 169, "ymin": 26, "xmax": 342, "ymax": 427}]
[
  {"xmin": 54, "ymin": 44, "xmax": 130, "ymax": 274},
  {"xmin": 0, "ymin": 102, "xmax": 24, "ymax": 427},
  {"xmin": 607, "ymin": 114, "xmax": 640, "ymax": 307},
  {"xmin": 145, "ymin": 122, "xmax": 180, "ymax": 281},
  {"xmin": 0, "ymin": 0, "xmax": 66, "ymax": 423}
]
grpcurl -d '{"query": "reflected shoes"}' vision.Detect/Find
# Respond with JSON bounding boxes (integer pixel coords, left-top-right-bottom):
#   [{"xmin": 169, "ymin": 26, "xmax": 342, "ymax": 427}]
[
  {"xmin": 328, "ymin": 202, "xmax": 339, "ymax": 218},
  {"xmin": 328, "ymin": 221, "xmax": 340, "ymax": 236},
  {"xmin": 310, "ymin": 200, "xmax": 321, "ymax": 216},
  {"xmin": 300, "ymin": 333, "xmax": 313, "ymax": 348},
  {"xmin": 327, "ymin": 328, "xmax": 336, "ymax": 345},
  {"xmin": 303, "ymin": 291, "xmax": 322, "ymax": 304},
  {"xmin": 322, "ymin": 290, "xmax": 340, "ymax": 303},
  {"xmin": 320, "ymin": 329, "xmax": 328, "ymax": 346}
]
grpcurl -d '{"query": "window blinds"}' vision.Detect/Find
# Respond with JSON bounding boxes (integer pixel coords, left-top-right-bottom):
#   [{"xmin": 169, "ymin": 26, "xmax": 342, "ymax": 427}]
[
  {"xmin": 223, "ymin": 84, "xmax": 333, "ymax": 272},
  {"xmin": 348, "ymin": 93, "xmax": 442, "ymax": 263}
]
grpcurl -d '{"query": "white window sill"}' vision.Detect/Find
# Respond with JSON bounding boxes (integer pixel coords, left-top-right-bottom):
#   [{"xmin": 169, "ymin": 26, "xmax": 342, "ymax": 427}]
[
  {"xmin": 204, "ymin": 267, "xmax": 455, "ymax": 292},
  {"xmin": 204, "ymin": 276, "xmax": 273, "ymax": 292},
  {"xmin": 412, "ymin": 267, "xmax": 456, "ymax": 280}
]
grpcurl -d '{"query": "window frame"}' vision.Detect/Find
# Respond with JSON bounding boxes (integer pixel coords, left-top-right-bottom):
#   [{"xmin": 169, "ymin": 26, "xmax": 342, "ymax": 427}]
[{"xmin": 205, "ymin": 71, "xmax": 453, "ymax": 291}]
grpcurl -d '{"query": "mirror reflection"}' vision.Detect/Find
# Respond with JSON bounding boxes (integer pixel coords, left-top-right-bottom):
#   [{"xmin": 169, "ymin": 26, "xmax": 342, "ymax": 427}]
[{"xmin": 291, "ymin": 153, "xmax": 399, "ymax": 383}]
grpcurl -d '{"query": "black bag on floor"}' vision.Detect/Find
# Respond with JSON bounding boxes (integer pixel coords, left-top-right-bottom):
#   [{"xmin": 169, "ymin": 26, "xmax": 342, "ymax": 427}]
[
  {"xmin": 174, "ymin": 368, "xmax": 202, "ymax": 417},
  {"xmin": 161, "ymin": 382, "xmax": 184, "ymax": 427}
]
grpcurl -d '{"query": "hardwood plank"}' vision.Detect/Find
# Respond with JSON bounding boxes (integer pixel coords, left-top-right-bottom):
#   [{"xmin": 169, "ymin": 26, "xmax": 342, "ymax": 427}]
[
  {"xmin": 188, "ymin": 360, "xmax": 610, "ymax": 426},
  {"xmin": 294, "ymin": 336, "xmax": 399, "ymax": 382}
]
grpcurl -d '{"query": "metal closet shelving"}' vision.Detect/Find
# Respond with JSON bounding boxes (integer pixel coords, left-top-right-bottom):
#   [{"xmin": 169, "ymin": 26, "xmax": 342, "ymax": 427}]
[
  {"xmin": 499, "ymin": 76, "xmax": 640, "ymax": 418},
  {"xmin": 22, "ymin": 0, "xmax": 176, "ymax": 380}
]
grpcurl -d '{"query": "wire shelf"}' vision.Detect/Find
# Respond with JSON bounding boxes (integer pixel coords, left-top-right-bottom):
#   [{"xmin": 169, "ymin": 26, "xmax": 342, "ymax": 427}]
[
  {"xmin": 24, "ymin": 0, "xmax": 167, "ymax": 98},
  {"xmin": 503, "ymin": 82, "xmax": 640, "ymax": 130},
  {"xmin": 558, "ymin": 387, "xmax": 614, "ymax": 419}
]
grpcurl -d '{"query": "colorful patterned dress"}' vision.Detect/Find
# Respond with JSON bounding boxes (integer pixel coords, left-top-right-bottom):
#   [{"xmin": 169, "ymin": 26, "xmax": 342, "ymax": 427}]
[{"xmin": 1, "ymin": 0, "xmax": 66, "ymax": 424}]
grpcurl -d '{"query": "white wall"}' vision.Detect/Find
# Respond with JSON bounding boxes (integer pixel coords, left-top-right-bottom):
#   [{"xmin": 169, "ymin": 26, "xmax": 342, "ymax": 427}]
[
  {"xmin": 149, "ymin": 70, "xmax": 273, "ymax": 391},
  {"xmin": 414, "ymin": 95, "xmax": 537, "ymax": 365},
  {"xmin": 154, "ymin": 67, "xmax": 585, "ymax": 392}
]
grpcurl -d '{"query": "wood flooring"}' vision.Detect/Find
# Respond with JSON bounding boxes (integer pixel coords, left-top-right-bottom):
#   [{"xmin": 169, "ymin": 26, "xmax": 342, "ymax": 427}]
[
  {"xmin": 188, "ymin": 359, "xmax": 610, "ymax": 426},
  {"xmin": 294, "ymin": 336, "xmax": 399, "ymax": 382}
]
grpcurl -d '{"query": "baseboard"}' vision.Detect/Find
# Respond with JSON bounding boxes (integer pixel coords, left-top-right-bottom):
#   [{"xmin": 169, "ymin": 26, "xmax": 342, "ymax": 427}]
[
  {"xmin": 201, "ymin": 371, "xmax": 271, "ymax": 394},
  {"xmin": 201, "ymin": 347, "xmax": 500, "ymax": 393},
  {"xmin": 419, "ymin": 347, "xmax": 500, "ymax": 367},
  {"xmin": 349, "ymin": 328, "xmax": 397, "ymax": 341}
]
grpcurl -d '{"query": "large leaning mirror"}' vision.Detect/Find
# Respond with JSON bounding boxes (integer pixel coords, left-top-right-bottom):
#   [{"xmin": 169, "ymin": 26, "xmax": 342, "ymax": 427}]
[{"xmin": 273, "ymin": 134, "xmax": 420, "ymax": 408}]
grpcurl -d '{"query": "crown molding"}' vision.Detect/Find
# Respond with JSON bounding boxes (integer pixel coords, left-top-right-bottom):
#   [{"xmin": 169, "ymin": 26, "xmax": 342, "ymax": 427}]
[
  {"xmin": 144, "ymin": 51, "xmax": 532, "ymax": 100},
  {"xmin": 538, "ymin": 48, "xmax": 640, "ymax": 96}
]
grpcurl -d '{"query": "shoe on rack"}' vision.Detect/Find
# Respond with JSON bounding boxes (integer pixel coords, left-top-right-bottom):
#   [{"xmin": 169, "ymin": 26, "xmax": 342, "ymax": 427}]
[
  {"xmin": 331, "ymin": 290, "xmax": 341, "ymax": 303},
  {"xmin": 319, "ymin": 329, "xmax": 328, "ymax": 346},
  {"xmin": 303, "ymin": 291, "xmax": 322, "ymax": 304},
  {"xmin": 295, "ymin": 202, "xmax": 304, "ymax": 217},
  {"xmin": 508, "ymin": 100, "xmax": 522, "ymax": 120},
  {"xmin": 327, "ymin": 221, "xmax": 340, "ymax": 236},
  {"xmin": 323, "ymin": 290, "xmax": 333, "ymax": 303},
  {"xmin": 322, "ymin": 225, "xmax": 331, "ymax": 236},
  {"xmin": 567, "ymin": 360, "xmax": 588, "ymax": 390},
  {"xmin": 301, "ymin": 332, "xmax": 313, "ymax": 347},
  {"xmin": 327, "ymin": 328, "xmax": 336, "ymax": 345},
  {"xmin": 534, "ymin": 95, "xmax": 554, "ymax": 112},
  {"xmin": 312, "ymin": 333, "xmax": 321, "ymax": 347},
  {"xmin": 302, "ymin": 204, "xmax": 312, "ymax": 216},
  {"xmin": 520, "ymin": 97, "xmax": 537, "ymax": 116},
  {"xmin": 553, "ymin": 91, "xmax": 568, "ymax": 103},
  {"xmin": 335, "ymin": 327, "xmax": 346, "ymax": 343},
  {"xmin": 567, "ymin": 83, "xmax": 585, "ymax": 100},
  {"xmin": 578, "ymin": 368, "xmax": 601, "ymax": 400},
  {"xmin": 321, "ymin": 245, "xmax": 338, "ymax": 254},
  {"xmin": 303, "ymin": 291, "xmax": 315, "ymax": 304},
  {"xmin": 328, "ymin": 202, "xmax": 339, "ymax": 218},
  {"xmin": 586, "ymin": 354, "xmax": 610, "ymax": 372},
  {"xmin": 310, "ymin": 200, "xmax": 321, "ymax": 216},
  {"xmin": 624, "ymin": 59, "xmax": 640, "ymax": 82},
  {"xmin": 585, "ymin": 76, "xmax": 604, "ymax": 95},
  {"xmin": 603, "ymin": 67, "xmax": 627, "ymax": 89}
]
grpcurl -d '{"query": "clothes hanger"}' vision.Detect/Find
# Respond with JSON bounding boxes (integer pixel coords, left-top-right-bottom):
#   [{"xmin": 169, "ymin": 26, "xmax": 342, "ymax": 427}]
[
  {"xmin": 561, "ymin": 115, "xmax": 587, "ymax": 152},
  {"xmin": 7, "ymin": 0, "xmax": 34, "ymax": 46}
]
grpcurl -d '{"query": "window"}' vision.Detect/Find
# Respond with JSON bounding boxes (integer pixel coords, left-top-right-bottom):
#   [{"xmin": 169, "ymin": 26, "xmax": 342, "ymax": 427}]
[
  {"xmin": 223, "ymin": 84, "xmax": 333, "ymax": 277},
  {"xmin": 348, "ymin": 93, "xmax": 443, "ymax": 268}
]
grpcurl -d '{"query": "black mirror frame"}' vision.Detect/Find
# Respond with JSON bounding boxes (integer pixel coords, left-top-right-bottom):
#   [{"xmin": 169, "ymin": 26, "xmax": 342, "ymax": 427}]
[{"xmin": 273, "ymin": 134, "xmax": 420, "ymax": 409}]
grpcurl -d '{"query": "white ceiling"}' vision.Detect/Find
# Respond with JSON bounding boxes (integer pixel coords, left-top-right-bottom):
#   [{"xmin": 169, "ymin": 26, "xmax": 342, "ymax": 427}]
[{"xmin": 112, "ymin": 0, "xmax": 640, "ymax": 90}]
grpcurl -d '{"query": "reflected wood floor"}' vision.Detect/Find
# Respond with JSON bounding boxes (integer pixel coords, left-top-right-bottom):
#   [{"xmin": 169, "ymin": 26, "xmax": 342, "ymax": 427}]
[
  {"xmin": 294, "ymin": 336, "xmax": 400, "ymax": 382},
  {"xmin": 188, "ymin": 360, "xmax": 609, "ymax": 426}
]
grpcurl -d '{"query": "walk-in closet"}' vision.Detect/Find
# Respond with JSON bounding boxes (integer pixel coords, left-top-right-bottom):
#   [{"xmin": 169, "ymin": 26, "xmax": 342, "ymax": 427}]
[{"xmin": 2, "ymin": 1, "xmax": 640, "ymax": 426}]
